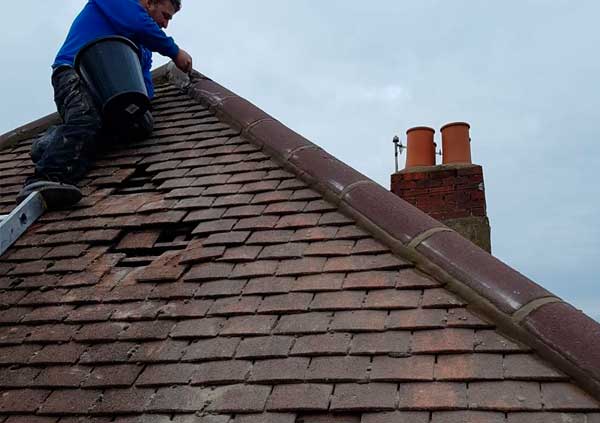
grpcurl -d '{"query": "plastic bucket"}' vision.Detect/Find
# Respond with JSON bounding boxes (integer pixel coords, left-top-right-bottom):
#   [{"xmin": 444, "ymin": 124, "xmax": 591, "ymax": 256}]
[{"xmin": 75, "ymin": 36, "xmax": 150, "ymax": 130}]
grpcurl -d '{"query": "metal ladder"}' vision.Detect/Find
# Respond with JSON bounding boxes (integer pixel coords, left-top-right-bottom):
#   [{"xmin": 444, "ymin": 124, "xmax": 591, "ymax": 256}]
[{"xmin": 0, "ymin": 192, "xmax": 46, "ymax": 256}]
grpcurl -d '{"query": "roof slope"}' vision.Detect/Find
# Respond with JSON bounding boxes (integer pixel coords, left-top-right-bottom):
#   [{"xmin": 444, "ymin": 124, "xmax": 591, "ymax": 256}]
[{"xmin": 0, "ymin": 64, "xmax": 598, "ymax": 422}]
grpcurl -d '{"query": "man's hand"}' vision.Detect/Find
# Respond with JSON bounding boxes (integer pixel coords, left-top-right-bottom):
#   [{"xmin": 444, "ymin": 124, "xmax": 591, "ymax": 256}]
[{"xmin": 174, "ymin": 49, "xmax": 193, "ymax": 73}]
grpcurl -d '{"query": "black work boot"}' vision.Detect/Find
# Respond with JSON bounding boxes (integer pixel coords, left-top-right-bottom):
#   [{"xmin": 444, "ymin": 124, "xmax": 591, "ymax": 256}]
[{"xmin": 16, "ymin": 175, "xmax": 82, "ymax": 209}]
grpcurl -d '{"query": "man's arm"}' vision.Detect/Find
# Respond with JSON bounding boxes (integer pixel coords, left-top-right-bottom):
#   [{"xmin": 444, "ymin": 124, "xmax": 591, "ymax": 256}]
[{"xmin": 92, "ymin": 0, "xmax": 179, "ymax": 59}]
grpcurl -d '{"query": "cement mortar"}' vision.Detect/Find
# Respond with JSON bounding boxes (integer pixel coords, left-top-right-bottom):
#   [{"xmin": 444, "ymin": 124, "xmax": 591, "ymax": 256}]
[{"xmin": 443, "ymin": 216, "xmax": 492, "ymax": 253}]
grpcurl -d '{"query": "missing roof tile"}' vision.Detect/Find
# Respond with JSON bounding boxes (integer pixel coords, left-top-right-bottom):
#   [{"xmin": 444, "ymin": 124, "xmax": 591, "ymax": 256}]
[
  {"xmin": 112, "ymin": 224, "xmax": 194, "ymax": 268},
  {"xmin": 113, "ymin": 166, "xmax": 160, "ymax": 195}
]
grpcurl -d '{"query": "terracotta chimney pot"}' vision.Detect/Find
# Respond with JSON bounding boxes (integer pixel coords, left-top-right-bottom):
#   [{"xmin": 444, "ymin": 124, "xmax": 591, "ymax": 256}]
[
  {"xmin": 405, "ymin": 126, "xmax": 436, "ymax": 168},
  {"xmin": 441, "ymin": 122, "xmax": 472, "ymax": 165}
]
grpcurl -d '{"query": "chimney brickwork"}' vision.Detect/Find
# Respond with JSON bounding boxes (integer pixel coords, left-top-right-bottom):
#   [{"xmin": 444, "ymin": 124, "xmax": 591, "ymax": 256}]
[
  {"xmin": 391, "ymin": 123, "xmax": 492, "ymax": 252},
  {"xmin": 391, "ymin": 165, "xmax": 485, "ymax": 221}
]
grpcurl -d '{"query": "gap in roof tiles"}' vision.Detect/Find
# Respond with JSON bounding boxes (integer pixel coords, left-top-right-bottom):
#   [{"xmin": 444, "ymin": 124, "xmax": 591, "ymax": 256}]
[
  {"xmin": 155, "ymin": 224, "xmax": 196, "ymax": 244},
  {"xmin": 113, "ymin": 165, "xmax": 161, "ymax": 195},
  {"xmin": 112, "ymin": 223, "xmax": 195, "ymax": 268}
]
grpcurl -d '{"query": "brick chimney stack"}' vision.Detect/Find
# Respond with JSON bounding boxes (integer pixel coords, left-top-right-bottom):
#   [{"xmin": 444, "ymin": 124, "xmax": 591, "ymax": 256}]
[{"xmin": 391, "ymin": 122, "xmax": 491, "ymax": 252}]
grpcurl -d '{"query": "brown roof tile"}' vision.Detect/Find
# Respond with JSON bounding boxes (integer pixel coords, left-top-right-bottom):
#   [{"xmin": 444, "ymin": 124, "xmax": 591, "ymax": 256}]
[
  {"xmin": 195, "ymin": 279, "xmax": 245, "ymax": 297},
  {"xmin": 221, "ymin": 314, "xmax": 278, "ymax": 336},
  {"xmin": 191, "ymin": 360, "xmax": 251, "ymax": 385},
  {"xmin": 136, "ymin": 363, "xmax": 196, "ymax": 386},
  {"xmin": 39, "ymin": 389, "xmax": 102, "ymax": 414},
  {"xmin": 235, "ymin": 413, "xmax": 295, "ymax": 423},
  {"xmin": 371, "ymin": 356, "xmax": 434, "ymax": 382},
  {"xmin": 290, "ymin": 332, "xmax": 352, "ymax": 356},
  {"xmin": 131, "ymin": 339, "xmax": 188, "ymax": 363},
  {"xmin": 364, "ymin": 289, "xmax": 421, "ymax": 310},
  {"xmin": 92, "ymin": 388, "xmax": 154, "ymax": 414},
  {"xmin": 434, "ymin": 354, "xmax": 503, "ymax": 381},
  {"xmin": 386, "ymin": 308, "xmax": 448, "ymax": 330},
  {"xmin": 362, "ymin": 412, "xmax": 429, "ymax": 423},
  {"xmin": 208, "ymin": 295, "xmax": 261, "ymax": 316},
  {"xmin": 29, "ymin": 343, "xmax": 86, "ymax": 365},
  {"xmin": 183, "ymin": 337, "xmax": 240, "ymax": 362},
  {"xmin": 243, "ymin": 276, "xmax": 294, "ymax": 295},
  {"xmin": 431, "ymin": 411, "xmax": 505, "ymax": 423},
  {"xmin": 507, "ymin": 414, "xmax": 588, "ymax": 423},
  {"xmin": 267, "ymin": 383, "xmax": 333, "ymax": 411},
  {"xmin": 542, "ymin": 383, "xmax": 600, "ymax": 410},
  {"xmin": 258, "ymin": 292, "xmax": 313, "ymax": 314},
  {"xmin": 398, "ymin": 382, "xmax": 467, "ymax": 410},
  {"xmin": 235, "ymin": 335, "xmax": 293, "ymax": 359},
  {"xmin": 230, "ymin": 260, "xmax": 278, "ymax": 279},
  {"xmin": 158, "ymin": 299, "xmax": 212, "ymax": 319},
  {"xmin": 350, "ymin": 331, "xmax": 411, "ymax": 356},
  {"xmin": 83, "ymin": 364, "xmax": 142, "ymax": 388},
  {"xmin": 80, "ymin": 342, "xmax": 137, "ymax": 364},
  {"xmin": 311, "ymin": 290, "xmax": 365, "ymax": 311},
  {"xmin": 330, "ymin": 383, "xmax": 397, "ymax": 411},
  {"xmin": 412, "ymin": 328, "xmax": 475, "ymax": 353},
  {"xmin": 258, "ymin": 242, "xmax": 307, "ymax": 260},
  {"xmin": 147, "ymin": 386, "xmax": 210, "ymax": 412},
  {"xmin": 468, "ymin": 381, "xmax": 542, "ymax": 411},
  {"xmin": 306, "ymin": 356, "xmax": 370, "ymax": 382},
  {"xmin": 330, "ymin": 310, "xmax": 387, "ymax": 332},
  {"xmin": 0, "ymin": 389, "xmax": 51, "ymax": 413},
  {"xmin": 274, "ymin": 312, "xmax": 331, "ymax": 334},
  {"xmin": 206, "ymin": 384, "xmax": 271, "ymax": 413},
  {"xmin": 503, "ymin": 354, "xmax": 567, "ymax": 381},
  {"xmin": 293, "ymin": 273, "xmax": 345, "ymax": 292},
  {"xmin": 171, "ymin": 317, "xmax": 224, "ymax": 338}
]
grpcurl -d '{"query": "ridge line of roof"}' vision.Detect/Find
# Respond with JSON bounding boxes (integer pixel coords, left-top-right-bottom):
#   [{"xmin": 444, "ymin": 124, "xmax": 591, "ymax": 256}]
[{"xmin": 159, "ymin": 62, "xmax": 600, "ymax": 400}]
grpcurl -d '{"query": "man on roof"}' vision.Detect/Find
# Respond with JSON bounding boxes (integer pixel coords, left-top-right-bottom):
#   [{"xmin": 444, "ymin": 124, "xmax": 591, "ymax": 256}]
[{"xmin": 16, "ymin": 0, "xmax": 193, "ymax": 208}]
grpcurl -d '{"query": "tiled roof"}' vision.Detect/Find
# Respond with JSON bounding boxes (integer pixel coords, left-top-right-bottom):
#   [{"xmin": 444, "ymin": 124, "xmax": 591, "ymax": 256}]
[{"xmin": 0, "ymin": 64, "xmax": 599, "ymax": 421}]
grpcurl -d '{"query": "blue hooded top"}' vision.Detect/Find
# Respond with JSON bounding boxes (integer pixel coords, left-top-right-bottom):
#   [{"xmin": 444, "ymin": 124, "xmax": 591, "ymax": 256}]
[{"xmin": 53, "ymin": 0, "xmax": 180, "ymax": 98}]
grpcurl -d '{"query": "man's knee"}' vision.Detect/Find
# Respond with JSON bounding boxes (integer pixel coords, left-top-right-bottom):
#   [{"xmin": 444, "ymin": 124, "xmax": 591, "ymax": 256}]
[{"xmin": 52, "ymin": 67, "xmax": 101, "ymax": 129}]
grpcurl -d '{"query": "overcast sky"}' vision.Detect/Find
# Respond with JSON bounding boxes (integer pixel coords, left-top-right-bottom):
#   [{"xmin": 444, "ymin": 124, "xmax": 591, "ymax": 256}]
[{"xmin": 1, "ymin": 1, "xmax": 598, "ymax": 321}]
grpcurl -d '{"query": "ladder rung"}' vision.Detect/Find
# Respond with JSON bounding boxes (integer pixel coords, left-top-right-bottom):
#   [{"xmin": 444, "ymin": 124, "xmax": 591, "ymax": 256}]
[{"xmin": 0, "ymin": 193, "xmax": 46, "ymax": 257}]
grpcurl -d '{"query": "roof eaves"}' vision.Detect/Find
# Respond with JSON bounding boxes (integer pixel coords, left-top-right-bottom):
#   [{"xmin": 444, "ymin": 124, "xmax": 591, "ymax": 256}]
[{"xmin": 159, "ymin": 62, "xmax": 600, "ymax": 400}]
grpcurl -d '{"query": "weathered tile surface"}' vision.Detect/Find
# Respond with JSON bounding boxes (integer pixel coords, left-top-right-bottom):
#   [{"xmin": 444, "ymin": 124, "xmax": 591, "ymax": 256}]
[{"xmin": 0, "ymin": 77, "xmax": 597, "ymax": 422}]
